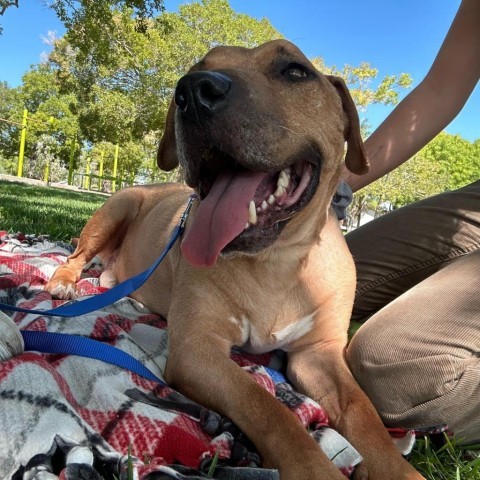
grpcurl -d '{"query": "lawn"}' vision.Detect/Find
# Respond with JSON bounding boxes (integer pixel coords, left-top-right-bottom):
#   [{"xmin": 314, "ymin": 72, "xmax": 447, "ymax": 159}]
[
  {"xmin": 0, "ymin": 180, "xmax": 479, "ymax": 479},
  {"xmin": 0, "ymin": 180, "xmax": 106, "ymax": 241}
]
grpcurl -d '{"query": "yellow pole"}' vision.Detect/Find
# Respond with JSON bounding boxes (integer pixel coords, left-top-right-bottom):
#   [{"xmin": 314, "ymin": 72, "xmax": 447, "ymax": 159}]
[
  {"xmin": 99, "ymin": 150, "xmax": 105, "ymax": 177},
  {"xmin": 98, "ymin": 150, "xmax": 104, "ymax": 190},
  {"xmin": 112, "ymin": 144, "xmax": 119, "ymax": 192},
  {"xmin": 43, "ymin": 160, "xmax": 50, "ymax": 183},
  {"xmin": 17, "ymin": 109, "xmax": 28, "ymax": 177}
]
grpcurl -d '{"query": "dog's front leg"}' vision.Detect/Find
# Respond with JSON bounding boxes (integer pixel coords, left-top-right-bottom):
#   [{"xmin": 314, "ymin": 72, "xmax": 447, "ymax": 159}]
[
  {"xmin": 165, "ymin": 318, "xmax": 347, "ymax": 480},
  {"xmin": 45, "ymin": 189, "xmax": 144, "ymax": 299},
  {"xmin": 287, "ymin": 343, "xmax": 425, "ymax": 480}
]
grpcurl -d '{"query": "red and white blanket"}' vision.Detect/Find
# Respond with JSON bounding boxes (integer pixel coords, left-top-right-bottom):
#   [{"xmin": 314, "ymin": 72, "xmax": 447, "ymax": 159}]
[{"xmin": 0, "ymin": 234, "xmax": 418, "ymax": 480}]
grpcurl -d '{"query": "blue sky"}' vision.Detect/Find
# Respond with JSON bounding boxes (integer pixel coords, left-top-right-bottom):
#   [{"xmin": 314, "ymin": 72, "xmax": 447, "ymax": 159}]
[{"xmin": 0, "ymin": 0, "xmax": 478, "ymax": 140}]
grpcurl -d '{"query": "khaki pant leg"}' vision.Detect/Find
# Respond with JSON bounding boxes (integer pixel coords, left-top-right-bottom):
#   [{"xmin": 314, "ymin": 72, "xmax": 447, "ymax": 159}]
[
  {"xmin": 346, "ymin": 180, "xmax": 480, "ymax": 322},
  {"xmin": 347, "ymin": 249, "xmax": 480, "ymax": 443},
  {"xmin": 345, "ymin": 181, "xmax": 480, "ymax": 443}
]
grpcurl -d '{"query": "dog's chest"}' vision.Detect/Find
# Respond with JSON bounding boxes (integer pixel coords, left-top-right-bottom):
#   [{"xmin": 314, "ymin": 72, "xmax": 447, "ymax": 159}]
[{"xmin": 228, "ymin": 311, "xmax": 316, "ymax": 354}]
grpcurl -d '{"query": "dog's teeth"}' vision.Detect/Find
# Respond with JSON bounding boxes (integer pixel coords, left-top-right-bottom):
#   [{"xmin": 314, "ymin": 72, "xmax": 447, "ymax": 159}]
[
  {"xmin": 277, "ymin": 170, "xmax": 290, "ymax": 188},
  {"xmin": 274, "ymin": 185, "xmax": 286, "ymax": 198},
  {"xmin": 245, "ymin": 223, "xmax": 250, "ymax": 230},
  {"xmin": 261, "ymin": 200, "xmax": 268, "ymax": 211},
  {"xmin": 248, "ymin": 200, "xmax": 257, "ymax": 225},
  {"xmin": 267, "ymin": 194, "xmax": 275, "ymax": 205}
]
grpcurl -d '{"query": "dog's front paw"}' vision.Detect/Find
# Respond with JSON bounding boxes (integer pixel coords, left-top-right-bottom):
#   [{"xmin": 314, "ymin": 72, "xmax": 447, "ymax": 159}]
[
  {"xmin": 45, "ymin": 280, "xmax": 78, "ymax": 300},
  {"xmin": 45, "ymin": 267, "xmax": 78, "ymax": 300}
]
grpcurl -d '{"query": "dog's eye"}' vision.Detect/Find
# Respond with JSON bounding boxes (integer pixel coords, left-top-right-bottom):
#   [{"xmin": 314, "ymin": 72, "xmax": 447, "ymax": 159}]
[{"xmin": 283, "ymin": 63, "xmax": 311, "ymax": 80}]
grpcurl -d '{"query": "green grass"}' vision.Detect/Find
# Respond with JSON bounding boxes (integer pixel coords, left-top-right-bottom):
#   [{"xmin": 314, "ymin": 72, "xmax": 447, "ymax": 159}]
[
  {"xmin": 207, "ymin": 451, "xmax": 220, "ymax": 478},
  {"xmin": 0, "ymin": 180, "xmax": 106, "ymax": 241},
  {"xmin": 1, "ymin": 181, "xmax": 479, "ymax": 479},
  {"xmin": 410, "ymin": 435, "xmax": 480, "ymax": 480}
]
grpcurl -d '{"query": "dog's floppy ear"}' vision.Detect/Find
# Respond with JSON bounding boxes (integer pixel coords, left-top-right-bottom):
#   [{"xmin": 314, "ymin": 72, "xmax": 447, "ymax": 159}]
[
  {"xmin": 157, "ymin": 98, "xmax": 179, "ymax": 171},
  {"xmin": 326, "ymin": 75, "xmax": 369, "ymax": 175}
]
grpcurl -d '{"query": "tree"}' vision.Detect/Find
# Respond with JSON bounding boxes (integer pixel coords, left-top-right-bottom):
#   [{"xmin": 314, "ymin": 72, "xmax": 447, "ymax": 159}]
[
  {"xmin": 0, "ymin": 0, "xmax": 163, "ymax": 35},
  {"xmin": 0, "ymin": 66, "xmax": 82, "ymax": 178},
  {"xmin": 0, "ymin": 81, "xmax": 23, "ymax": 162},
  {"xmin": 421, "ymin": 132, "xmax": 480, "ymax": 191},
  {"xmin": 348, "ymin": 132, "xmax": 480, "ymax": 228},
  {"xmin": 19, "ymin": 66, "xmax": 81, "ymax": 170}
]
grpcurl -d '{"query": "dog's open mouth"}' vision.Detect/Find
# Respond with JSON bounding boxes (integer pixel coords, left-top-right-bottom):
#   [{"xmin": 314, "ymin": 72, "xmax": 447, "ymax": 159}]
[
  {"xmin": 181, "ymin": 153, "xmax": 320, "ymax": 267},
  {"xmin": 244, "ymin": 161, "xmax": 313, "ymax": 229}
]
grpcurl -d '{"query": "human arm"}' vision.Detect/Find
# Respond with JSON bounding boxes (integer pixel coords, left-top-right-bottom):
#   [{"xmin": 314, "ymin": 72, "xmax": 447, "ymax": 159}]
[{"xmin": 344, "ymin": 0, "xmax": 480, "ymax": 192}]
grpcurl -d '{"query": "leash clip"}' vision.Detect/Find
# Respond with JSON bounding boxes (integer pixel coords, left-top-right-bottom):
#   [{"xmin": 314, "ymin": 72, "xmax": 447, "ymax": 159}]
[{"xmin": 178, "ymin": 193, "xmax": 197, "ymax": 231}]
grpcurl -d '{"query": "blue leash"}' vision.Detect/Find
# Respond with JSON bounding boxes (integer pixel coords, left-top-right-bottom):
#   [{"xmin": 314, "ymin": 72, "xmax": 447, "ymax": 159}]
[
  {"xmin": 0, "ymin": 194, "xmax": 196, "ymax": 384},
  {"xmin": 20, "ymin": 331, "xmax": 285, "ymax": 385},
  {"xmin": 21, "ymin": 330, "xmax": 164, "ymax": 383}
]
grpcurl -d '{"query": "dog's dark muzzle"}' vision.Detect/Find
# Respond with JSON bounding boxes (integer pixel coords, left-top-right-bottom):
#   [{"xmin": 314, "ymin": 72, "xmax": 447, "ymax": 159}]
[{"xmin": 175, "ymin": 71, "xmax": 232, "ymax": 120}]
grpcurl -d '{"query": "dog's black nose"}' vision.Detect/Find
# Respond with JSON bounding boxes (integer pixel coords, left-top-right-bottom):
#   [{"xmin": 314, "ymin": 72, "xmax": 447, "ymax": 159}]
[{"xmin": 175, "ymin": 71, "xmax": 232, "ymax": 119}]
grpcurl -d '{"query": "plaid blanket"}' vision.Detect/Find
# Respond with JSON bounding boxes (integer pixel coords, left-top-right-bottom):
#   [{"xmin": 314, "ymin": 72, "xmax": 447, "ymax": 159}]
[{"xmin": 0, "ymin": 233, "xmax": 418, "ymax": 480}]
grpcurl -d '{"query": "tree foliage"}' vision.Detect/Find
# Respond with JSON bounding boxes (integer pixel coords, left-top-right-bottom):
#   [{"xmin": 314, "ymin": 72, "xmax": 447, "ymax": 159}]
[
  {"xmin": 348, "ymin": 132, "xmax": 480, "ymax": 228},
  {"xmin": 421, "ymin": 132, "xmax": 480, "ymax": 190},
  {"xmin": 0, "ymin": 81, "xmax": 22, "ymax": 158},
  {"xmin": 0, "ymin": 0, "xmax": 163, "ymax": 35},
  {"xmin": 21, "ymin": 66, "xmax": 81, "ymax": 167}
]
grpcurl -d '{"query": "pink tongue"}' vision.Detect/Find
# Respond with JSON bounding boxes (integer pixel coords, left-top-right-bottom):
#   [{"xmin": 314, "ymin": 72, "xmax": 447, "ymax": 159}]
[{"xmin": 181, "ymin": 170, "xmax": 267, "ymax": 267}]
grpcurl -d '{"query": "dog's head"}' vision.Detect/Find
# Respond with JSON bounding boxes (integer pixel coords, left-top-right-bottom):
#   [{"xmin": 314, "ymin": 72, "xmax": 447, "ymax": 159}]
[{"xmin": 158, "ymin": 39, "xmax": 368, "ymax": 267}]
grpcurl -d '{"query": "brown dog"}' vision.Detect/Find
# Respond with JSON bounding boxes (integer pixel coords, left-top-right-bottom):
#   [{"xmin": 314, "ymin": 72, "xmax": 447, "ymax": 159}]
[{"xmin": 45, "ymin": 40, "xmax": 423, "ymax": 479}]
